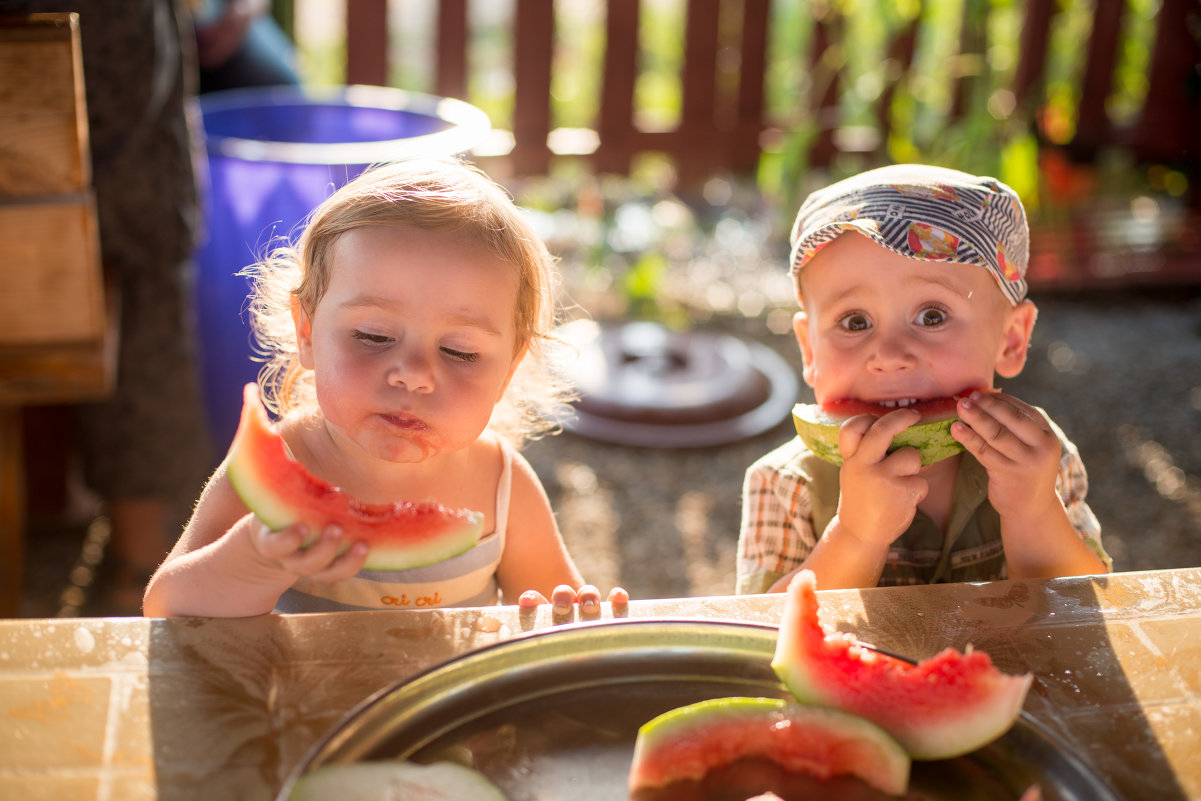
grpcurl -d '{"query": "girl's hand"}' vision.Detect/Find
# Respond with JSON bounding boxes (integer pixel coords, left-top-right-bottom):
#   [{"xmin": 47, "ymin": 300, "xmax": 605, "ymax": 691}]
[
  {"xmin": 835, "ymin": 408, "xmax": 928, "ymax": 547},
  {"xmin": 517, "ymin": 584, "xmax": 630, "ymax": 618},
  {"xmin": 952, "ymin": 391, "xmax": 1064, "ymax": 522},
  {"xmin": 252, "ymin": 522, "xmax": 370, "ymax": 584}
]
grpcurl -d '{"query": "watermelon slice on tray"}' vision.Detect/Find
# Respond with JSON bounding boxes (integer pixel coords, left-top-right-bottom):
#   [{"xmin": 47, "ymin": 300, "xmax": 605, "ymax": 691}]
[
  {"xmin": 628, "ymin": 696, "xmax": 910, "ymax": 797},
  {"xmin": 772, "ymin": 570, "xmax": 1033, "ymax": 760},
  {"xmin": 226, "ymin": 383, "xmax": 484, "ymax": 571}
]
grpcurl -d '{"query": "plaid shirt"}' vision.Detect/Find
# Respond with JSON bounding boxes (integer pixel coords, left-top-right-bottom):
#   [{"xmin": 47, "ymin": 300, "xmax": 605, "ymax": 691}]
[{"xmin": 737, "ymin": 421, "xmax": 1110, "ymax": 593}]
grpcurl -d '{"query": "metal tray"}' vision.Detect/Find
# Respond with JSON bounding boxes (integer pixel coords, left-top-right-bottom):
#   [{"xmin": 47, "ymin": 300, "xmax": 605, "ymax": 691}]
[{"xmin": 277, "ymin": 618, "xmax": 1118, "ymax": 801}]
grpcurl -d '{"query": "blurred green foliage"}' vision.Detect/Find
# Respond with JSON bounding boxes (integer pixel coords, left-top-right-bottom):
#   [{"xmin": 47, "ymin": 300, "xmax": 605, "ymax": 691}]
[{"xmin": 294, "ymin": 0, "xmax": 1161, "ymax": 210}]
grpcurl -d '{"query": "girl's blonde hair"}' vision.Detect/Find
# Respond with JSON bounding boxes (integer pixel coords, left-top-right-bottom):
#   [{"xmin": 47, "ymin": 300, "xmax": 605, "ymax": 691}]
[{"xmin": 244, "ymin": 156, "xmax": 572, "ymax": 448}]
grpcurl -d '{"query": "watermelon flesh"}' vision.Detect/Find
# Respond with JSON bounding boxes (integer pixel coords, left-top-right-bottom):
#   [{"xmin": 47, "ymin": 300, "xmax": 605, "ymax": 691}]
[
  {"xmin": 771, "ymin": 570, "xmax": 1033, "ymax": 760},
  {"xmin": 226, "ymin": 383, "xmax": 485, "ymax": 571},
  {"xmin": 793, "ymin": 391, "xmax": 982, "ymax": 467},
  {"xmin": 628, "ymin": 696, "xmax": 910, "ymax": 797}
]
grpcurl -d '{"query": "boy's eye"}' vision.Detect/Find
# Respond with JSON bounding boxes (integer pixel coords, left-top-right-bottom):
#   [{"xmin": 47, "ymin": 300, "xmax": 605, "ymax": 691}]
[
  {"xmin": 839, "ymin": 313, "xmax": 871, "ymax": 332},
  {"xmin": 916, "ymin": 307, "xmax": 948, "ymax": 326},
  {"xmin": 442, "ymin": 347, "xmax": 480, "ymax": 363}
]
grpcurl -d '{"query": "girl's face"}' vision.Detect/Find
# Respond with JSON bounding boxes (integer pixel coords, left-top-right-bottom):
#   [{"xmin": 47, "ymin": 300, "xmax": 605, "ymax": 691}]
[
  {"xmin": 294, "ymin": 224, "xmax": 523, "ymax": 463},
  {"xmin": 794, "ymin": 232, "xmax": 1036, "ymax": 406}
]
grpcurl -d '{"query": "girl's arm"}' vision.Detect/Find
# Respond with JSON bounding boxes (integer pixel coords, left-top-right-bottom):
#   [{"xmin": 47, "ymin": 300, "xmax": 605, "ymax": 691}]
[
  {"xmin": 494, "ymin": 451, "xmax": 587, "ymax": 604},
  {"xmin": 142, "ymin": 462, "xmax": 369, "ymax": 617}
]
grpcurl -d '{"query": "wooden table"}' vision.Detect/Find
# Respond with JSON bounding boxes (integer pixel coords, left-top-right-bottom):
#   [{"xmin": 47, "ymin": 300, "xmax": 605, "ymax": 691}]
[{"xmin": 1, "ymin": 568, "xmax": 1198, "ymax": 801}]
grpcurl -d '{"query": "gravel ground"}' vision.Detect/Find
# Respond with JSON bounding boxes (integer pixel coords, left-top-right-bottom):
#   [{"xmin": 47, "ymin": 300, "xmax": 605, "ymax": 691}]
[{"xmin": 525, "ymin": 288, "xmax": 1201, "ymax": 600}]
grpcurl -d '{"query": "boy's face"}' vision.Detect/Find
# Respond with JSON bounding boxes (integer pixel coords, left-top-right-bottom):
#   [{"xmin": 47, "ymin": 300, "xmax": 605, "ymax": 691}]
[{"xmin": 793, "ymin": 232, "xmax": 1036, "ymax": 405}]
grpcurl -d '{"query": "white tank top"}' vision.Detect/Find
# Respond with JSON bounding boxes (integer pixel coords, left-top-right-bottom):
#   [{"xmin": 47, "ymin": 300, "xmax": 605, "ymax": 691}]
[{"xmin": 274, "ymin": 439, "xmax": 512, "ymax": 613}]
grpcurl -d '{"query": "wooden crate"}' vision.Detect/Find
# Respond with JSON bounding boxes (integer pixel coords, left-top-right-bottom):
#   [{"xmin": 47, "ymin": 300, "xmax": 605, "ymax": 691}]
[
  {"xmin": 0, "ymin": 199, "xmax": 104, "ymax": 346},
  {"xmin": 0, "ymin": 12, "xmax": 108, "ymax": 373},
  {"xmin": 0, "ymin": 13, "xmax": 111, "ymax": 616},
  {"xmin": 0, "ymin": 12, "xmax": 90, "ymax": 197}
]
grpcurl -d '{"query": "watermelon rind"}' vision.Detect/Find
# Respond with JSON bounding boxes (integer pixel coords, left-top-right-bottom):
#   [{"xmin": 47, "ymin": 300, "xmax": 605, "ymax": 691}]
[
  {"xmin": 792, "ymin": 402, "xmax": 964, "ymax": 467},
  {"xmin": 772, "ymin": 570, "xmax": 1033, "ymax": 760},
  {"xmin": 226, "ymin": 383, "xmax": 485, "ymax": 571},
  {"xmin": 629, "ymin": 696, "xmax": 910, "ymax": 796},
  {"xmin": 288, "ymin": 760, "xmax": 508, "ymax": 801}
]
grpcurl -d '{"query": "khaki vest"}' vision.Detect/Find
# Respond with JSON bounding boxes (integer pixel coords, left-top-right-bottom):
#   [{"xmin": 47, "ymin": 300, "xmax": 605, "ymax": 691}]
[{"xmin": 799, "ymin": 451, "xmax": 1005, "ymax": 586}]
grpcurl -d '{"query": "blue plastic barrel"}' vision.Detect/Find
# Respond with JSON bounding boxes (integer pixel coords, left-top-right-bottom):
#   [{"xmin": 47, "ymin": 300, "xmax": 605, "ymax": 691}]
[{"xmin": 194, "ymin": 85, "xmax": 490, "ymax": 449}]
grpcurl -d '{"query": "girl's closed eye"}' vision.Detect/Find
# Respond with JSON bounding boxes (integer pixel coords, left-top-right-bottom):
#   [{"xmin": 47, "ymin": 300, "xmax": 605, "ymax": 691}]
[
  {"xmin": 441, "ymin": 346, "xmax": 480, "ymax": 363},
  {"xmin": 352, "ymin": 329, "xmax": 392, "ymax": 345}
]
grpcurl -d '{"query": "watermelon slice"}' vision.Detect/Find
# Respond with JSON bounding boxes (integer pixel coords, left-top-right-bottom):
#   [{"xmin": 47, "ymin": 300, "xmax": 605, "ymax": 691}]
[
  {"xmin": 792, "ymin": 392, "xmax": 978, "ymax": 467},
  {"xmin": 226, "ymin": 383, "xmax": 485, "ymax": 571},
  {"xmin": 288, "ymin": 760, "xmax": 507, "ymax": 801},
  {"xmin": 771, "ymin": 570, "xmax": 1033, "ymax": 759},
  {"xmin": 628, "ymin": 696, "xmax": 910, "ymax": 797}
]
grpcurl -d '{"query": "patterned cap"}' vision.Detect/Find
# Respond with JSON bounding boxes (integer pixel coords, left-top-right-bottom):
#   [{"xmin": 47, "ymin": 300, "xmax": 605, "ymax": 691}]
[{"xmin": 789, "ymin": 164, "xmax": 1029, "ymax": 304}]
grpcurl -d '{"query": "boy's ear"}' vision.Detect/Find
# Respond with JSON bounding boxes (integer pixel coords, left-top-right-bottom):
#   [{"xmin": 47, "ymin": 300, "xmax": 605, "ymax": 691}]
[
  {"xmin": 792, "ymin": 311, "xmax": 817, "ymax": 387},
  {"xmin": 995, "ymin": 299, "xmax": 1038, "ymax": 378},
  {"xmin": 292, "ymin": 297, "xmax": 316, "ymax": 369}
]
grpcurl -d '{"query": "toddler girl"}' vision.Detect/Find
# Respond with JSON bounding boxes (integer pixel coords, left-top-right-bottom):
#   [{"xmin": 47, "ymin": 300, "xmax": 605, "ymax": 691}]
[{"xmin": 144, "ymin": 158, "xmax": 620, "ymax": 616}]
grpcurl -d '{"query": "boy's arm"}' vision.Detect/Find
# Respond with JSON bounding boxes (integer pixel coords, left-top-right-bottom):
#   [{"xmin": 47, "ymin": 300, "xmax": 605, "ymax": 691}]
[
  {"xmin": 142, "ymin": 463, "xmax": 369, "ymax": 617},
  {"xmin": 737, "ymin": 454, "xmax": 819, "ymax": 594},
  {"xmin": 770, "ymin": 515, "xmax": 895, "ymax": 590},
  {"xmin": 953, "ymin": 392, "xmax": 1109, "ymax": 578},
  {"xmin": 777, "ymin": 410, "xmax": 926, "ymax": 590}
]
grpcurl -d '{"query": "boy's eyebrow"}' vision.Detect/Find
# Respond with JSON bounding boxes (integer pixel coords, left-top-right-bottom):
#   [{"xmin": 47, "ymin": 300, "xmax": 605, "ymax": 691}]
[
  {"xmin": 820, "ymin": 271, "xmax": 981, "ymax": 307},
  {"xmin": 337, "ymin": 295, "xmax": 506, "ymax": 335},
  {"xmin": 910, "ymin": 271, "xmax": 978, "ymax": 296}
]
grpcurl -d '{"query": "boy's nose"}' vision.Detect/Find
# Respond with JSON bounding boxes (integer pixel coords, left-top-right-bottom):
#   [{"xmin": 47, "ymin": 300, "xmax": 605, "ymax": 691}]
[{"xmin": 867, "ymin": 334, "xmax": 917, "ymax": 373}]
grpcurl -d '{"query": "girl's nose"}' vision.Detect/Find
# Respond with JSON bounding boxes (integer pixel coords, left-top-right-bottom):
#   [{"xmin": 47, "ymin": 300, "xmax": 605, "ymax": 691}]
[{"xmin": 387, "ymin": 350, "xmax": 435, "ymax": 392}]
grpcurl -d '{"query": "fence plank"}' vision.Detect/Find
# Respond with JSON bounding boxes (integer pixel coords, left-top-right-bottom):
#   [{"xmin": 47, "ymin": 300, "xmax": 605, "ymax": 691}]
[
  {"xmin": 435, "ymin": 0, "xmax": 468, "ymax": 100},
  {"xmin": 512, "ymin": 0, "xmax": 554, "ymax": 174},
  {"xmin": 730, "ymin": 0, "xmax": 770, "ymax": 173},
  {"xmin": 346, "ymin": 0, "xmax": 388, "ymax": 85},
  {"xmin": 1130, "ymin": 0, "xmax": 1201, "ymax": 172},
  {"xmin": 595, "ymin": 0, "xmax": 640, "ymax": 175},
  {"xmin": 1012, "ymin": 0, "xmax": 1057, "ymax": 109},
  {"xmin": 1071, "ymin": 0, "xmax": 1125, "ymax": 159},
  {"xmin": 677, "ymin": 0, "xmax": 721, "ymax": 186}
]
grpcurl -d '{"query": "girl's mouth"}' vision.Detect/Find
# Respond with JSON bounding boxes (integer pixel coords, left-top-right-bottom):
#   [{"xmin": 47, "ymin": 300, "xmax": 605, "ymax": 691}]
[{"xmin": 384, "ymin": 413, "xmax": 428, "ymax": 431}]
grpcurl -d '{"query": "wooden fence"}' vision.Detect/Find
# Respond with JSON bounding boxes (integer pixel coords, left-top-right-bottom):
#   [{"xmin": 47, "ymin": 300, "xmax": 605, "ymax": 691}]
[{"xmin": 337, "ymin": 0, "xmax": 1199, "ymax": 200}]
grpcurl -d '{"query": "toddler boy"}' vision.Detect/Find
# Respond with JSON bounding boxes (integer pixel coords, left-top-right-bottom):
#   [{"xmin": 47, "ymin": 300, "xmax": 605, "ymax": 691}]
[{"xmin": 737, "ymin": 164, "xmax": 1111, "ymax": 592}]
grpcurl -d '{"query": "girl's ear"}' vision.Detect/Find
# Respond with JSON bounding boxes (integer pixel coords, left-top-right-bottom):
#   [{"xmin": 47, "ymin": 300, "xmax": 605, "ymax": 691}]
[
  {"xmin": 792, "ymin": 311, "xmax": 817, "ymax": 387},
  {"xmin": 497, "ymin": 342, "xmax": 528, "ymax": 402},
  {"xmin": 995, "ymin": 299, "xmax": 1038, "ymax": 378},
  {"xmin": 292, "ymin": 297, "xmax": 316, "ymax": 369}
]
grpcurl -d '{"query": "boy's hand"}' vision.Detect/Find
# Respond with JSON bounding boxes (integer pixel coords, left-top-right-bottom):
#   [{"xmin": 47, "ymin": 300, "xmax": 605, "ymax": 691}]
[
  {"xmin": 952, "ymin": 391, "xmax": 1063, "ymax": 521},
  {"xmin": 836, "ymin": 408, "xmax": 928, "ymax": 546},
  {"xmin": 252, "ymin": 521, "xmax": 370, "ymax": 584},
  {"xmin": 517, "ymin": 584, "xmax": 630, "ymax": 618}
]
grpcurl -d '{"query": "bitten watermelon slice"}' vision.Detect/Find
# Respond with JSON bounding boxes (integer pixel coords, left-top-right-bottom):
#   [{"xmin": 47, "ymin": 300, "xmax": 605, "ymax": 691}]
[
  {"xmin": 226, "ymin": 383, "xmax": 485, "ymax": 571},
  {"xmin": 793, "ymin": 392, "xmax": 979, "ymax": 467},
  {"xmin": 772, "ymin": 570, "xmax": 1033, "ymax": 759},
  {"xmin": 628, "ymin": 697, "xmax": 910, "ymax": 797}
]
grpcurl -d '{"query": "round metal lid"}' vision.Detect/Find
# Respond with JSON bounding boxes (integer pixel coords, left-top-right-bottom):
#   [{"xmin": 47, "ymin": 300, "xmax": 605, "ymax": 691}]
[{"xmin": 556, "ymin": 320, "xmax": 799, "ymax": 447}]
